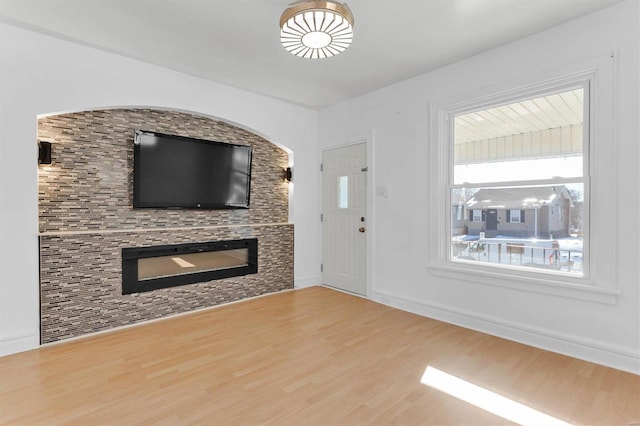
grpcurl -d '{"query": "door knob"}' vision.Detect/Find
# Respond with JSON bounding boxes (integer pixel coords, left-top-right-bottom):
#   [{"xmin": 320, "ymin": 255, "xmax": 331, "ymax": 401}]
[{"xmin": 359, "ymin": 227, "xmax": 365, "ymax": 233}]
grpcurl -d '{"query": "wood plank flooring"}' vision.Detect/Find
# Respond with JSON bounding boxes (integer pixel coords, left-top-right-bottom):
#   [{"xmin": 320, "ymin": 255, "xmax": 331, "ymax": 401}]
[{"xmin": 1, "ymin": 286, "xmax": 638, "ymax": 425}]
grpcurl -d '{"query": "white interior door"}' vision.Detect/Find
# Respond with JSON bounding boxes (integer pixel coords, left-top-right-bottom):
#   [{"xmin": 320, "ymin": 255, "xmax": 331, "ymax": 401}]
[{"xmin": 322, "ymin": 143, "xmax": 367, "ymax": 295}]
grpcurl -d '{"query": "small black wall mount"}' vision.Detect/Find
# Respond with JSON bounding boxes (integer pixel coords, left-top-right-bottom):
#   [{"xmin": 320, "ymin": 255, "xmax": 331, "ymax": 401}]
[
  {"xmin": 283, "ymin": 166, "xmax": 293, "ymax": 182},
  {"xmin": 38, "ymin": 141, "xmax": 52, "ymax": 165}
]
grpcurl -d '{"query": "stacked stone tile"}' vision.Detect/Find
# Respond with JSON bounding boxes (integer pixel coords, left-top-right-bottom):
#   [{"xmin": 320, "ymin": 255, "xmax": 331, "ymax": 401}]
[{"xmin": 38, "ymin": 109, "xmax": 293, "ymax": 343}]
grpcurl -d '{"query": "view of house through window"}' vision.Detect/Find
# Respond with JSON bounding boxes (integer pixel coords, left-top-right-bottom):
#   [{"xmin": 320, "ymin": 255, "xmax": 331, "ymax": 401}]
[{"xmin": 450, "ymin": 87, "xmax": 586, "ymax": 276}]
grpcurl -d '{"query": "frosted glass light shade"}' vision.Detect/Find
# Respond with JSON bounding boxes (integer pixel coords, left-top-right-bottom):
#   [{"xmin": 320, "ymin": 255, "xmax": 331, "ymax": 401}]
[{"xmin": 280, "ymin": 1, "xmax": 354, "ymax": 59}]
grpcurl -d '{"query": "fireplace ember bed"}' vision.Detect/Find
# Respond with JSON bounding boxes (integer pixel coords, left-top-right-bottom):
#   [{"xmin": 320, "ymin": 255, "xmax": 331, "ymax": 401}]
[{"xmin": 122, "ymin": 238, "xmax": 258, "ymax": 295}]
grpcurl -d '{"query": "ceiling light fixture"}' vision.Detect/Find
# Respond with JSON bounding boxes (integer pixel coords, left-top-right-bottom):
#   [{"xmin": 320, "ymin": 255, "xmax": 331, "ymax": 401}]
[{"xmin": 280, "ymin": 0, "xmax": 354, "ymax": 59}]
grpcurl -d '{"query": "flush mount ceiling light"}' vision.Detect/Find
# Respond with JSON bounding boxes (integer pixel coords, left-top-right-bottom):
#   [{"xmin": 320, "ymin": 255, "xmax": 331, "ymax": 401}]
[{"xmin": 280, "ymin": 0, "xmax": 354, "ymax": 59}]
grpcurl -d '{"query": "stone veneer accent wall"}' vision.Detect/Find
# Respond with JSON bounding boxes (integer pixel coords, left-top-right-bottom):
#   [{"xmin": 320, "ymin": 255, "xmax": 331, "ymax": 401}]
[{"xmin": 38, "ymin": 109, "xmax": 293, "ymax": 344}]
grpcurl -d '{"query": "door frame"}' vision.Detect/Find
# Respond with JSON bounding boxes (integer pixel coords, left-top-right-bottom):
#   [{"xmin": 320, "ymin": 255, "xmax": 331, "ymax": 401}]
[{"xmin": 319, "ymin": 131, "xmax": 375, "ymax": 298}]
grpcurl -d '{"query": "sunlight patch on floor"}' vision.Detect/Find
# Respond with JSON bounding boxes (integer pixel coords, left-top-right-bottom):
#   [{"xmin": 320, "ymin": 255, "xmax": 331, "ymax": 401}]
[{"xmin": 421, "ymin": 366, "xmax": 573, "ymax": 426}]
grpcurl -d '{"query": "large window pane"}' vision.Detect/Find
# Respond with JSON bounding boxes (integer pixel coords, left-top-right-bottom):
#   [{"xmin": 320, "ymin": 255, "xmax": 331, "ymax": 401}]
[
  {"xmin": 449, "ymin": 87, "xmax": 586, "ymax": 277},
  {"xmin": 451, "ymin": 184, "xmax": 584, "ymax": 274},
  {"xmin": 453, "ymin": 89, "xmax": 584, "ymax": 184}
]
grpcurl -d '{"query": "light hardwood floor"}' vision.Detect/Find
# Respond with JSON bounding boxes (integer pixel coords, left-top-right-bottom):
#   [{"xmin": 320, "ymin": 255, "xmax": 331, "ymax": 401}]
[{"xmin": 1, "ymin": 286, "xmax": 638, "ymax": 425}]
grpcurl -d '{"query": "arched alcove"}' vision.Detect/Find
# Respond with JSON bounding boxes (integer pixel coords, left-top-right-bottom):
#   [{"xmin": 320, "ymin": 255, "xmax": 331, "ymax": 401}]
[{"xmin": 38, "ymin": 108, "xmax": 294, "ymax": 343}]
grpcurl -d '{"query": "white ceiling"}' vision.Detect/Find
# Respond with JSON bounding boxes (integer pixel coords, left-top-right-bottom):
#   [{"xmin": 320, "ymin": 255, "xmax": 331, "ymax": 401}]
[{"xmin": 0, "ymin": 0, "xmax": 625, "ymax": 109}]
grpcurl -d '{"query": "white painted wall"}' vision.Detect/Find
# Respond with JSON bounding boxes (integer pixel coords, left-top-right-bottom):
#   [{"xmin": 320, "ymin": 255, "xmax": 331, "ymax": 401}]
[
  {"xmin": 0, "ymin": 23, "xmax": 320, "ymax": 355},
  {"xmin": 1, "ymin": 1, "xmax": 638, "ymax": 375},
  {"xmin": 319, "ymin": 0, "xmax": 640, "ymax": 373}
]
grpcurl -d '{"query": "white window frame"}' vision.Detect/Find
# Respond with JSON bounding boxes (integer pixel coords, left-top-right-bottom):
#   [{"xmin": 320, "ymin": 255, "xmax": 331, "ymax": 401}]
[
  {"xmin": 427, "ymin": 58, "xmax": 620, "ymax": 304},
  {"xmin": 449, "ymin": 83, "xmax": 589, "ymax": 276},
  {"xmin": 472, "ymin": 209, "xmax": 483, "ymax": 222},
  {"xmin": 509, "ymin": 209, "xmax": 521, "ymax": 223}
]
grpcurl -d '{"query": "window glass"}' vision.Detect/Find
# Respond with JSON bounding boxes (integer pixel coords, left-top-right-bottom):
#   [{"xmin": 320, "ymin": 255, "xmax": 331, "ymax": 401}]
[
  {"xmin": 338, "ymin": 176, "xmax": 349, "ymax": 209},
  {"xmin": 510, "ymin": 209, "xmax": 521, "ymax": 223},
  {"xmin": 450, "ymin": 87, "xmax": 586, "ymax": 276}
]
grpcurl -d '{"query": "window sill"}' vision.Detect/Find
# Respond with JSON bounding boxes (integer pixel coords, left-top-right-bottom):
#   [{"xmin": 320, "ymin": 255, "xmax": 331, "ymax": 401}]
[{"xmin": 428, "ymin": 263, "xmax": 620, "ymax": 304}]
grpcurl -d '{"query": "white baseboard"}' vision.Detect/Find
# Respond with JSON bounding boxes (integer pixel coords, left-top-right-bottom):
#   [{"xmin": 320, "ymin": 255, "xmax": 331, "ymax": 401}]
[
  {"xmin": 372, "ymin": 289, "xmax": 640, "ymax": 375},
  {"xmin": 0, "ymin": 331, "xmax": 39, "ymax": 357},
  {"xmin": 295, "ymin": 275, "xmax": 320, "ymax": 289}
]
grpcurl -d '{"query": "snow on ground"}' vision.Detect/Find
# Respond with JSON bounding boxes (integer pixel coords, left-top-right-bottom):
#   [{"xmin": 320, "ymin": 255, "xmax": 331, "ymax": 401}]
[{"xmin": 452, "ymin": 235, "xmax": 583, "ymax": 273}]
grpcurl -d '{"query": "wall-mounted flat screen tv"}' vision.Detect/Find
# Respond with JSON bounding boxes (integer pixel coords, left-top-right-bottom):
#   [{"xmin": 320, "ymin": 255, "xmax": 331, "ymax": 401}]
[{"xmin": 133, "ymin": 130, "xmax": 252, "ymax": 209}]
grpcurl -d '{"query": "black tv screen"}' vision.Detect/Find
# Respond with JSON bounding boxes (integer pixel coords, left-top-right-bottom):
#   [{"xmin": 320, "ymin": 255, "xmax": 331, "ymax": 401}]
[{"xmin": 133, "ymin": 130, "xmax": 252, "ymax": 209}]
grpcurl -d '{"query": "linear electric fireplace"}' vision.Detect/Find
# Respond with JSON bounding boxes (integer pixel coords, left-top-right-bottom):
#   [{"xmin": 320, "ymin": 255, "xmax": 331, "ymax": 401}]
[{"xmin": 122, "ymin": 239, "xmax": 258, "ymax": 295}]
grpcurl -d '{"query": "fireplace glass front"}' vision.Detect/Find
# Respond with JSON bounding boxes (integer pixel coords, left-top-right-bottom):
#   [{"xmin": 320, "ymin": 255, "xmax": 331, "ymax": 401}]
[{"xmin": 122, "ymin": 239, "xmax": 257, "ymax": 294}]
